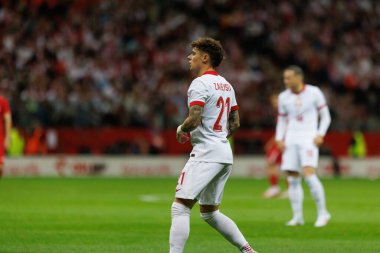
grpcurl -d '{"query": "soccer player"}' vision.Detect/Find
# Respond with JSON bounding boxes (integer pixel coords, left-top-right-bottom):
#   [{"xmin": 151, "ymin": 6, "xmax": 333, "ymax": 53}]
[
  {"xmin": 169, "ymin": 38, "xmax": 257, "ymax": 253},
  {"xmin": 0, "ymin": 94, "xmax": 12, "ymax": 178},
  {"xmin": 275, "ymin": 65, "xmax": 331, "ymax": 227}
]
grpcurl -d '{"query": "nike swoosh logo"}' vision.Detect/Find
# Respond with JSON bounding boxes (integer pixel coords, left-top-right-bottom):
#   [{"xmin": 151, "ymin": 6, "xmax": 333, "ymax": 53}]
[{"xmin": 176, "ymin": 188, "xmax": 181, "ymax": 192}]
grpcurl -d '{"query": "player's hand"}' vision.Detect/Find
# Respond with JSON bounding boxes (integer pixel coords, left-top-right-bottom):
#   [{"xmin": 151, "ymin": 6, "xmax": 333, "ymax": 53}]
[
  {"xmin": 176, "ymin": 125, "xmax": 189, "ymax": 144},
  {"xmin": 314, "ymin": 135, "xmax": 324, "ymax": 147},
  {"xmin": 276, "ymin": 140, "xmax": 285, "ymax": 152}
]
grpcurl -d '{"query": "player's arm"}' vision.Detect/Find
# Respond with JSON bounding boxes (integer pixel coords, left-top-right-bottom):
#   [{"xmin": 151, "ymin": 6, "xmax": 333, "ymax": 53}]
[
  {"xmin": 227, "ymin": 110, "xmax": 240, "ymax": 138},
  {"xmin": 176, "ymin": 105, "xmax": 203, "ymax": 143},
  {"xmin": 314, "ymin": 89, "xmax": 331, "ymax": 146},
  {"xmin": 315, "ymin": 105, "xmax": 331, "ymax": 146},
  {"xmin": 264, "ymin": 137, "xmax": 275, "ymax": 152},
  {"xmin": 275, "ymin": 96, "xmax": 287, "ymax": 152},
  {"xmin": 4, "ymin": 112, "xmax": 12, "ymax": 149}
]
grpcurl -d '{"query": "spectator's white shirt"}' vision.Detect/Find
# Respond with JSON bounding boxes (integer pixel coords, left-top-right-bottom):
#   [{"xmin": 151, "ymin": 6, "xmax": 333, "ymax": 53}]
[
  {"xmin": 275, "ymin": 84, "xmax": 331, "ymax": 144},
  {"xmin": 187, "ymin": 70, "xmax": 238, "ymax": 164}
]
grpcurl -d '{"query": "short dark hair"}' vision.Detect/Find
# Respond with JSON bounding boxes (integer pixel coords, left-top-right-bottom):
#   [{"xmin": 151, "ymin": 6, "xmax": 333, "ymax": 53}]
[
  {"xmin": 191, "ymin": 37, "xmax": 225, "ymax": 68},
  {"xmin": 285, "ymin": 65, "xmax": 304, "ymax": 78}
]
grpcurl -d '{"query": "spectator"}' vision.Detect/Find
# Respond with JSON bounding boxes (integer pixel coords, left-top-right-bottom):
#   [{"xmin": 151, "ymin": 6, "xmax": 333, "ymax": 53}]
[{"xmin": 0, "ymin": 0, "xmax": 379, "ymax": 131}]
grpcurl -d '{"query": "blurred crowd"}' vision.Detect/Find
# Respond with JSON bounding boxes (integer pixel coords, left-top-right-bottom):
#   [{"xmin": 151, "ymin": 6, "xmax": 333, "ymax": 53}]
[{"xmin": 1, "ymin": 0, "xmax": 379, "ymax": 131}]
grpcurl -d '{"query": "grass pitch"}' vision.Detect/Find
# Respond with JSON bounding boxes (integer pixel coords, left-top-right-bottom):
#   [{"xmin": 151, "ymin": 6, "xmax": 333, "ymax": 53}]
[{"xmin": 0, "ymin": 177, "xmax": 379, "ymax": 253}]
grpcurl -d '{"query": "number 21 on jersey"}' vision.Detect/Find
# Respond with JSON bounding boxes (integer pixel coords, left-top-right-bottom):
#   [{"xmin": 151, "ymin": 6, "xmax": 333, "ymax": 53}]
[{"xmin": 213, "ymin": 96, "xmax": 231, "ymax": 132}]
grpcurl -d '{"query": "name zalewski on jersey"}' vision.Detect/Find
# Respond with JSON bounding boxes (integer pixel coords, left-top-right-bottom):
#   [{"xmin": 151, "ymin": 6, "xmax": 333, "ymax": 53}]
[{"xmin": 187, "ymin": 71, "xmax": 238, "ymax": 164}]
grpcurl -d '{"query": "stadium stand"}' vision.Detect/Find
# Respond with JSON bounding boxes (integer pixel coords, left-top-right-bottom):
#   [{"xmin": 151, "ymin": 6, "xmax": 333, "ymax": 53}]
[{"xmin": 1, "ymin": 0, "xmax": 379, "ymax": 154}]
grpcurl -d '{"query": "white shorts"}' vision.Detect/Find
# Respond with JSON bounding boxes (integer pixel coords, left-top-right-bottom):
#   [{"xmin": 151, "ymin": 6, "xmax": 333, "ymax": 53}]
[
  {"xmin": 281, "ymin": 143, "xmax": 319, "ymax": 172},
  {"xmin": 174, "ymin": 161, "xmax": 232, "ymax": 205}
]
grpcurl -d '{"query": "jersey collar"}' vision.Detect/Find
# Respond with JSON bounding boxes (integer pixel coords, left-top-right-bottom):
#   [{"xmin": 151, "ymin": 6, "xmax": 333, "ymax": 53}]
[{"xmin": 202, "ymin": 70, "xmax": 219, "ymax": 76}]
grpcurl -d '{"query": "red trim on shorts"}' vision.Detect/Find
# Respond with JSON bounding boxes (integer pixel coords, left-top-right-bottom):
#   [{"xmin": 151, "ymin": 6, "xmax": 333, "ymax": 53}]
[
  {"xmin": 231, "ymin": 105, "xmax": 239, "ymax": 111},
  {"xmin": 190, "ymin": 101, "xmax": 205, "ymax": 107}
]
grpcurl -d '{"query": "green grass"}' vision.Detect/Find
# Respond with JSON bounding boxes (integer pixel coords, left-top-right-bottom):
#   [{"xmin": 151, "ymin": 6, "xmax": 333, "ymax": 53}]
[{"xmin": 0, "ymin": 177, "xmax": 379, "ymax": 253}]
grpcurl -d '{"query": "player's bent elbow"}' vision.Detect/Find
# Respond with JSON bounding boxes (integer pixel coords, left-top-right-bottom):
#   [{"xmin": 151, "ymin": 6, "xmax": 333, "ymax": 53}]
[{"xmin": 233, "ymin": 121, "xmax": 240, "ymax": 130}]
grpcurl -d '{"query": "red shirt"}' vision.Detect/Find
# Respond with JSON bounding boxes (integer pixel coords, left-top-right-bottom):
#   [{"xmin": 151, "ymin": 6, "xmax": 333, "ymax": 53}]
[{"xmin": 0, "ymin": 96, "xmax": 11, "ymax": 139}]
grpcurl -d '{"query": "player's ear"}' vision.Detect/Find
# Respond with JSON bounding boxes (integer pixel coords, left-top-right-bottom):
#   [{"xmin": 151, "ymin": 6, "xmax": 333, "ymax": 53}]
[{"xmin": 202, "ymin": 53, "xmax": 209, "ymax": 64}]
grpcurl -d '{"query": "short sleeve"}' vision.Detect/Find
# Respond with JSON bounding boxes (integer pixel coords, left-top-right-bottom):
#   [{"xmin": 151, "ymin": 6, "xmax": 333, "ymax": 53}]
[
  {"xmin": 230, "ymin": 88, "xmax": 239, "ymax": 111},
  {"xmin": 0, "ymin": 97, "xmax": 10, "ymax": 115},
  {"xmin": 188, "ymin": 79, "xmax": 208, "ymax": 107},
  {"xmin": 278, "ymin": 94, "xmax": 287, "ymax": 116}
]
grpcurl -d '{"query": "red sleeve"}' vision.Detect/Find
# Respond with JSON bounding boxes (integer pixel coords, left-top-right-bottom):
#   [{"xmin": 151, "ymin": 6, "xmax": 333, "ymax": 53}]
[
  {"xmin": 231, "ymin": 105, "xmax": 239, "ymax": 111},
  {"xmin": 0, "ymin": 97, "xmax": 10, "ymax": 115},
  {"xmin": 189, "ymin": 101, "xmax": 205, "ymax": 107}
]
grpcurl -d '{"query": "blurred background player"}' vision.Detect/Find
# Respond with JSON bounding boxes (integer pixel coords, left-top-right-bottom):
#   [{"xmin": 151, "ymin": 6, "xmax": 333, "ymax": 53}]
[
  {"xmin": 263, "ymin": 93, "xmax": 288, "ymax": 199},
  {"xmin": 0, "ymin": 93, "xmax": 12, "ymax": 178},
  {"xmin": 170, "ymin": 38, "xmax": 257, "ymax": 253},
  {"xmin": 276, "ymin": 65, "xmax": 331, "ymax": 227}
]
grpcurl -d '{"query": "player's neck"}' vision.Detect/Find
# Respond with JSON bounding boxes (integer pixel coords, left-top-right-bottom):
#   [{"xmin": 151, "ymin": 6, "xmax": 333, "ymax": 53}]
[{"xmin": 291, "ymin": 83, "xmax": 305, "ymax": 94}]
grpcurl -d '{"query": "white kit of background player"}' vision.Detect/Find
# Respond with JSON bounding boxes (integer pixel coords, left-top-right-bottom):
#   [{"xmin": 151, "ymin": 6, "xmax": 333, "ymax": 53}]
[{"xmin": 275, "ymin": 66, "xmax": 332, "ymax": 227}]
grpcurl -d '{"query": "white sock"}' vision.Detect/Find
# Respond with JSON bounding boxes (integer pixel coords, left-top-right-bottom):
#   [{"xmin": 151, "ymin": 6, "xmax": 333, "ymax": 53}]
[
  {"xmin": 169, "ymin": 202, "xmax": 191, "ymax": 253},
  {"xmin": 305, "ymin": 174, "xmax": 328, "ymax": 216},
  {"xmin": 201, "ymin": 210, "xmax": 249, "ymax": 252},
  {"xmin": 287, "ymin": 176, "xmax": 304, "ymax": 219}
]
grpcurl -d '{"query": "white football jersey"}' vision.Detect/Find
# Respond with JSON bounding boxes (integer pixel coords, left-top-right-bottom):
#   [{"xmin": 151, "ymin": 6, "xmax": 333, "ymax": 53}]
[
  {"xmin": 187, "ymin": 70, "xmax": 238, "ymax": 164},
  {"xmin": 276, "ymin": 84, "xmax": 330, "ymax": 144}
]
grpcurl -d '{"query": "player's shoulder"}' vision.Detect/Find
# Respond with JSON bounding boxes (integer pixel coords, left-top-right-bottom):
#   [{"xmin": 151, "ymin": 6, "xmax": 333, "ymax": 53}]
[
  {"xmin": 193, "ymin": 72, "xmax": 222, "ymax": 83},
  {"xmin": 305, "ymin": 84, "xmax": 322, "ymax": 93},
  {"xmin": 191, "ymin": 74, "xmax": 234, "ymax": 91},
  {"xmin": 216, "ymin": 75, "xmax": 235, "ymax": 91},
  {"xmin": 278, "ymin": 89, "xmax": 291, "ymax": 100},
  {"xmin": 189, "ymin": 77, "xmax": 207, "ymax": 89}
]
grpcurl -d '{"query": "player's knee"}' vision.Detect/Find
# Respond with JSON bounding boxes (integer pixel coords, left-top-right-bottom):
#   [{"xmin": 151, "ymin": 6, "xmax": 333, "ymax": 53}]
[
  {"xmin": 287, "ymin": 175, "xmax": 301, "ymax": 187},
  {"xmin": 200, "ymin": 210, "xmax": 219, "ymax": 222},
  {"xmin": 171, "ymin": 202, "xmax": 191, "ymax": 217},
  {"xmin": 303, "ymin": 166, "xmax": 316, "ymax": 177},
  {"xmin": 286, "ymin": 170, "xmax": 299, "ymax": 176},
  {"xmin": 175, "ymin": 198, "xmax": 196, "ymax": 209},
  {"xmin": 199, "ymin": 204, "xmax": 219, "ymax": 213}
]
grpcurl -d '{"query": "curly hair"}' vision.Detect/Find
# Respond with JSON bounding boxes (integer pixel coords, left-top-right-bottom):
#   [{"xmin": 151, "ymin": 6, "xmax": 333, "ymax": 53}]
[{"xmin": 191, "ymin": 37, "xmax": 225, "ymax": 68}]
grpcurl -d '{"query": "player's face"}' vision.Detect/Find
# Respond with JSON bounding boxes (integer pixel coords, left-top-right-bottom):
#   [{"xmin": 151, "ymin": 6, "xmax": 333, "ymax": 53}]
[
  {"xmin": 188, "ymin": 48, "xmax": 204, "ymax": 73},
  {"xmin": 283, "ymin": 70, "xmax": 302, "ymax": 90}
]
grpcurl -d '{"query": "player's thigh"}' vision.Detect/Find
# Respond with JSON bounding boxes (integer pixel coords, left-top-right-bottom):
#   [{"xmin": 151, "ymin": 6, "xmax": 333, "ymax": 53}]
[
  {"xmin": 281, "ymin": 144, "xmax": 301, "ymax": 172},
  {"xmin": 175, "ymin": 161, "xmax": 224, "ymax": 200},
  {"xmin": 199, "ymin": 163, "xmax": 232, "ymax": 205},
  {"xmin": 300, "ymin": 144, "xmax": 319, "ymax": 169},
  {"xmin": 267, "ymin": 146, "xmax": 282, "ymax": 165}
]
